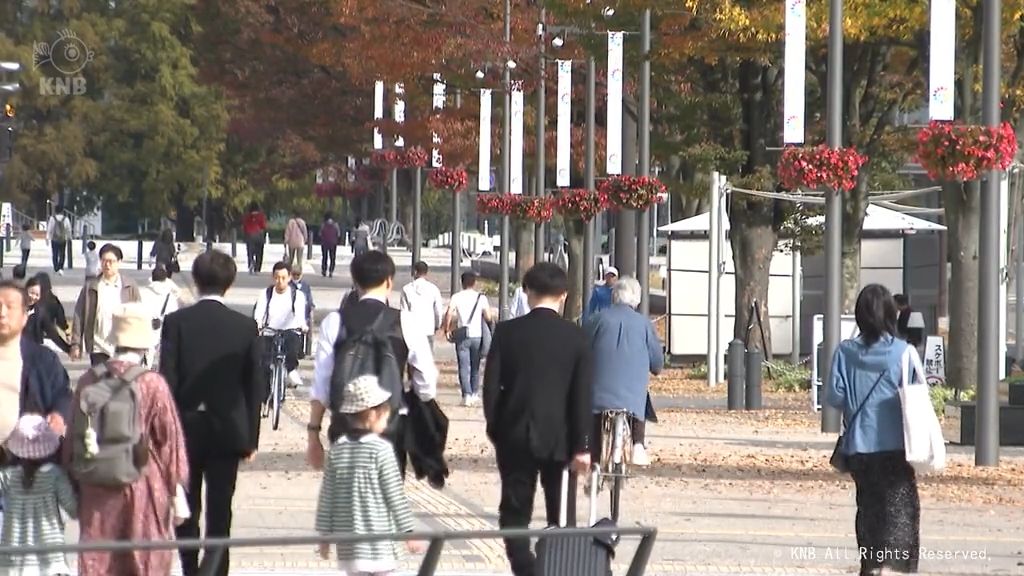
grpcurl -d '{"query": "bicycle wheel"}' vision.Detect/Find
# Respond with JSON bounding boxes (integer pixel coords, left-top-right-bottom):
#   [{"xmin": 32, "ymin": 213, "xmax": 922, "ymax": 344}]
[
  {"xmin": 271, "ymin": 363, "xmax": 283, "ymax": 431},
  {"xmin": 609, "ymin": 413, "xmax": 626, "ymax": 522}
]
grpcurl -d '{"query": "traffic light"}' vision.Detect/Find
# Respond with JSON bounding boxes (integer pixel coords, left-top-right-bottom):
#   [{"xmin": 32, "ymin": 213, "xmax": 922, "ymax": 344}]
[{"xmin": 2, "ymin": 103, "xmax": 12, "ymax": 118}]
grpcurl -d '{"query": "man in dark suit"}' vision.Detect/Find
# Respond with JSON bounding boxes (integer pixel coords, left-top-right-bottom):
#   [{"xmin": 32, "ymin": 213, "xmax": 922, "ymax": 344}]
[
  {"xmin": 159, "ymin": 250, "xmax": 264, "ymax": 576},
  {"xmin": 483, "ymin": 262, "xmax": 593, "ymax": 576}
]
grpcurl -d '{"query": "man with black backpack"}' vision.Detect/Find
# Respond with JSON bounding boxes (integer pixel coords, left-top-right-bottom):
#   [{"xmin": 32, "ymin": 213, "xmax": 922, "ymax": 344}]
[
  {"xmin": 253, "ymin": 262, "xmax": 308, "ymax": 389},
  {"xmin": 306, "ymin": 250, "xmax": 438, "ymax": 473}
]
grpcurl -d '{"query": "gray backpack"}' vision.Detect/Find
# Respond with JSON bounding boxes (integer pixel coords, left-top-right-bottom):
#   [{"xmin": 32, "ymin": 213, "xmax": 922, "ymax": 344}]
[{"xmin": 70, "ymin": 365, "xmax": 149, "ymax": 487}]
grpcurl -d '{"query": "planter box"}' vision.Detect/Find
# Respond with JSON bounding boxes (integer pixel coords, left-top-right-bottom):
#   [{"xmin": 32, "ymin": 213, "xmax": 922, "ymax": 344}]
[{"xmin": 958, "ymin": 402, "xmax": 1024, "ymax": 446}]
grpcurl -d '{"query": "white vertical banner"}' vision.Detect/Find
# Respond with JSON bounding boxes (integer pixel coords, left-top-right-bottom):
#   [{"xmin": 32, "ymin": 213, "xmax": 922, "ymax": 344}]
[
  {"xmin": 556, "ymin": 60, "xmax": 572, "ymax": 187},
  {"xmin": 783, "ymin": 0, "xmax": 806, "ymax": 144},
  {"xmin": 510, "ymin": 82, "xmax": 525, "ymax": 195},
  {"xmin": 393, "ymin": 82, "xmax": 406, "ymax": 147},
  {"xmin": 346, "ymin": 156, "xmax": 356, "ymax": 182},
  {"xmin": 606, "ymin": 32, "xmax": 624, "ymax": 175},
  {"xmin": 432, "ymin": 73, "xmax": 445, "ymax": 168},
  {"xmin": 373, "ymin": 80, "xmax": 384, "ymax": 150},
  {"xmin": 478, "ymin": 89, "xmax": 492, "ymax": 191},
  {"xmin": 929, "ymin": 0, "xmax": 956, "ymax": 121}
]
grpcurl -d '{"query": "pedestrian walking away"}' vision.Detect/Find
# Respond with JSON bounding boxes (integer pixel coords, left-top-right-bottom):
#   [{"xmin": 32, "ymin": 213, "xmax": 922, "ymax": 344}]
[
  {"xmin": 160, "ymin": 250, "xmax": 265, "ymax": 576},
  {"xmin": 483, "ymin": 262, "xmax": 593, "ymax": 576},
  {"xmin": 285, "ymin": 212, "xmax": 309, "ymax": 270},
  {"xmin": 66, "ymin": 303, "xmax": 189, "ymax": 576},
  {"xmin": 351, "ymin": 219, "xmax": 372, "ymax": 257},
  {"xmin": 45, "ymin": 211, "xmax": 72, "ymax": 276},
  {"xmin": 83, "ymin": 241, "xmax": 100, "ymax": 281},
  {"xmin": 18, "ymin": 224, "xmax": 32, "ymax": 270},
  {"xmin": 315, "ymin": 374, "xmax": 427, "ymax": 575},
  {"xmin": 242, "ymin": 203, "xmax": 267, "ymax": 274},
  {"xmin": 445, "ymin": 271, "xmax": 494, "ymax": 406},
  {"xmin": 69, "ymin": 244, "xmax": 142, "ymax": 367},
  {"xmin": 828, "ymin": 284, "xmax": 921, "ymax": 576},
  {"xmin": 401, "ymin": 261, "xmax": 445, "ymax": 351},
  {"xmin": 150, "ymin": 228, "xmax": 179, "ymax": 275},
  {"xmin": 306, "ymin": 250, "xmax": 440, "ymax": 478},
  {"xmin": 320, "ymin": 213, "xmax": 341, "ymax": 278}
]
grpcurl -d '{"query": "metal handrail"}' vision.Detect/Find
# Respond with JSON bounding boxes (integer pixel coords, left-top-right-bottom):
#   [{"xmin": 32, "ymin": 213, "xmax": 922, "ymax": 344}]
[{"xmin": 0, "ymin": 525, "xmax": 658, "ymax": 576}]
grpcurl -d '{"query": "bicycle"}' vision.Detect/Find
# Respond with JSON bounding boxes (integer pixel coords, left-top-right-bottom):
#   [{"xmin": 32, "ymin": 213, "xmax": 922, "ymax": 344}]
[
  {"xmin": 597, "ymin": 409, "xmax": 634, "ymax": 523},
  {"xmin": 262, "ymin": 328, "xmax": 299, "ymax": 431}
]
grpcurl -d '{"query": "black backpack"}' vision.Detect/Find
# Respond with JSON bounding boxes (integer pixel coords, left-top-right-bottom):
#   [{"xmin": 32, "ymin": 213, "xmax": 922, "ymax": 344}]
[{"xmin": 327, "ymin": 308, "xmax": 405, "ymax": 442}]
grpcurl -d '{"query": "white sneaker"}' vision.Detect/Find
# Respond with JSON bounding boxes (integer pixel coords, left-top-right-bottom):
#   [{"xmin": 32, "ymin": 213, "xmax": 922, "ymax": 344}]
[
  {"xmin": 632, "ymin": 443, "xmax": 650, "ymax": 467},
  {"xmin": 57, "ymin": 270, "xmax": 64, "ymax": 276},
  {"xmin": 461, "ymin": 395, "xmax": 470, "ymax": 407},
  {"xmin": 287, "ymin": 370, "xmax": 303, "ymax": 388}
]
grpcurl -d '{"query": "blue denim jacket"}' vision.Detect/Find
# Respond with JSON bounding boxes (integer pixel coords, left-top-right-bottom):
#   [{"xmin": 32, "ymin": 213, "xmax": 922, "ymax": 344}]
[
  {"xmin": 584, "ymin": 304, "xmax": 664, "ymax": 419},
  {"xmin": 585, "ymin": 285, "xmax": 613, "ymax": 320},
  {"xmin": 827, "ymin": 334, "xmax": 908, "ymax": 455}
]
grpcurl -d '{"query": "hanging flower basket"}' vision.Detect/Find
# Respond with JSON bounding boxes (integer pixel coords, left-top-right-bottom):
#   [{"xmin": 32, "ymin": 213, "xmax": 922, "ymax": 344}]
[
  {"xmin": 599, "ymin": 176, "xmax": 667, "ymax": 210},
  {"xmin": 476, "ymin": 193, "xmax": 520, "ymax": 216},
  {"xmin": 513, "ymin": 197, "xmax": 555, "ymax": 223},
  {"xmin": 428, "ymin": 166, "xmax": 469, "ymax": 193},
  {"xmin": 554, "ymin": 189, "xmax": 610, "ymax": 221},
  {"xmin": 356, "ymin": 165, "xmax": 386, "ymax": 182},
  {"xmin": 371, "ymin": 147, "xmax": 429, "ymax": 169},
  {"xmin": 777, "ymin": 145, "xmax": 867, "ymax": 192},
  {"xmin": 916, "ymin": 120, "xmax": 1018, "ymax": 181},
  {"xmin": 340, "ymin": 183, "xmax": 370, "ymax": 200}
]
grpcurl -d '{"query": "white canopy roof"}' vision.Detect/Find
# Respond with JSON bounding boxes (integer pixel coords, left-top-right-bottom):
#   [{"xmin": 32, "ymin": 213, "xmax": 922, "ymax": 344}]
[{"xmin": 659, "ymin": 204, "xmax": 946, "ymax": 234}]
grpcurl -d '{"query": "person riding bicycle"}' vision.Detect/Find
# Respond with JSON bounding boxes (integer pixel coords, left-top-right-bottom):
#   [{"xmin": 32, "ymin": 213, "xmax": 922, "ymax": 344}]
[
  {"xmin": 253, "ymin": 262, "xmax": 309, "ymax": 393},
  {"xmin": 583, "ymin": 276, "xmax": 664, "ymax": 467}
]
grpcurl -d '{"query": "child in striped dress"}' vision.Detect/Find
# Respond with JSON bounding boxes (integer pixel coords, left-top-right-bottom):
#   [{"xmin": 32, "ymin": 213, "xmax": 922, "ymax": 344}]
[
  {"xmin": 0, "ymin": 415, "xmax": 77, "ymax": 576},
  {"xmin": 315, "ymin": 375, "xmax": 425, "ymax": 575}
]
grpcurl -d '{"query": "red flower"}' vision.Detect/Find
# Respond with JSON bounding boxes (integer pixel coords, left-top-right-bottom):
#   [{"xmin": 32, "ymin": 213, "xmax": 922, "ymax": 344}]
[
  {"xmin": 428, "ymin": 166, "xmax": 469, "ymax": 193},
  {"xmin": 476, "ymin": 194, "xmax": 556, "ymax": 222},
  {"xmin": 598, "ymin": 176, "xmax": 667, "ymax": 210},
  {"xmin": 777, "ymin": 145, "xmax": 867, "ymax": 192},
  {"xmin": 916, "ymin": 120, "xmax": 1018, "ymax": 182},
  {"xmin": 554, "ymin": 189, "xmax": 610, "ymax": 221},
  {"xmin": 371, "ymin": 147, "xmax": 429, "ymax": 169}
]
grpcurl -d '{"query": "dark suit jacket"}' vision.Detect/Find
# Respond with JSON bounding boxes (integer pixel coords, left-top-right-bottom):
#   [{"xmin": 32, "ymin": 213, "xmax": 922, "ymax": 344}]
[
  {"xmin": 483, "ymin": 307, "xmax": 593, "ymax": 462},
  {"xmin": 159, "ymin": 299, "xmax": 264, "ymax": 457}
]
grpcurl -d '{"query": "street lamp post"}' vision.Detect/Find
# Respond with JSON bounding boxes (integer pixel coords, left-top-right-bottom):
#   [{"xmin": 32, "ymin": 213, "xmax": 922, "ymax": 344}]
[
  {"xmin": 535, "ymin": 8, "xmax": 547, "ymax": 266},
  {"xmin": 977, "ymin": 0, "xmax": 1002, "ymax": 466},
  {"xmin": 583, "ymin": 55, "xmax": 596, "ymax": 315},
  {"xmin": 636, "ymin": 8, "xmax": 652, "ymax": 316},
  {"xmin": 500, "ymin": 0, "xmax": 512, "ymax": 319},
  {"xmin": 821, "ymin": 0, "xmax": 843, "ymax": 435}
]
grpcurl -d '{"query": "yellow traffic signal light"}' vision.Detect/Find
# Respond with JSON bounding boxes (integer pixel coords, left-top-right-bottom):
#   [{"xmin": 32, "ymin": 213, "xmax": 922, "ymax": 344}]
[{"xmin": 2, "ymin": 104, "xmax": 12, "ymax": 118}]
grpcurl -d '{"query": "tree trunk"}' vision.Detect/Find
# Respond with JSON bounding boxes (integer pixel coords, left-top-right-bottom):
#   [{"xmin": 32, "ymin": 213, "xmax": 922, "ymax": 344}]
[
  {"xmin": 515, "ymin": 221, "xmax": 535, "ymax": 282},
  {"xmin": 841, "ymin": 176, "xmax": 870, "ymax": 312},
  {"xmin": 730, "ymin": 196, "xmax": 777, "ymax": 355},
  {"xmin": 564, "ymin": 219, "xmax": 584, "ymax": 322},
  {"xmin": 944, "ymin": 180, "xmax": 981, "ymax": 393}
]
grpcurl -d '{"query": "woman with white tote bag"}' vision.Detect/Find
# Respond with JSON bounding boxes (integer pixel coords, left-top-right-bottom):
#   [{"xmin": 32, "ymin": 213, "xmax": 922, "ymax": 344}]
[{"xmin": 828, "ymin": 284, "xmax": 920, "ymax": 576}]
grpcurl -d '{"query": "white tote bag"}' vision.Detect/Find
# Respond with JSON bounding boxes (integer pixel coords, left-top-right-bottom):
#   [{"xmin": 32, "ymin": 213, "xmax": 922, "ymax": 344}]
[{"xmin": 899, "ymin": 346, "xmax": 946, "ymax": 474}]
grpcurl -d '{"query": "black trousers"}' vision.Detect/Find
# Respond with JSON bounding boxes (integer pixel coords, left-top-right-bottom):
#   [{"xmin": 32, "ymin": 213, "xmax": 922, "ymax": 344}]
[
  {"xmin": 590, "ymin": 414, "xmax": 645, "ymax": 464},
  {"xmin": 177, "ymin": 413, "xmax": 243, "ymax": 576},
  {"xmin": 20, "ymin": 249, "xmax": 29, "ymax": 268},
  {"xmin": 321, "ymin": 245, "xmax": 337, "ymax": 275},
  {"xmin": 849, "ymin": 451, "xmax": 920, "ymax": 575},
  {"xmin": 246, "ymin": 239, "xmax": 265, "ymax": 273},
  {"xmin": 51, "ymin": 241, "xmax": 67, "ymax": 272},
  {"xmin": 495, "ymin": 445, "xmax": 565, "ymax": 576}
]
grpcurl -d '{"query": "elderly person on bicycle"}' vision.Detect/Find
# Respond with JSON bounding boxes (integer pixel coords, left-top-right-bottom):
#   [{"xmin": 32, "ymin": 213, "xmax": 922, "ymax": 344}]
[
  {"xmin": 583, "ymin": 275, "xmax": 664, "ymax": 467},
  {"xmin": 253, "ymin": 261, "xmax": 309, "ymax": 395}
]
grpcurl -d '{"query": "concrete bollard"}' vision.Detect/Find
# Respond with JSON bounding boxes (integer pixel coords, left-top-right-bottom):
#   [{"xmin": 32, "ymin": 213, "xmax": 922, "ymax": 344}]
[
  {"xmin": 745, "ymin": 348, "xmax": 764, "ymax": 410},
  {"xmin": 65, "ymin": 239, "xmax": 74, "ymax": 270},
  {"xmin": 136, "ymin": 237, "xmax": 144, "ymax": 271},
  {"xmin": 230, "ymin": 229, "xmax": 237, "ymax": 258},
  {"xmin": 727, "ymin": 339, "xmax": 746, "ymax": 411}
]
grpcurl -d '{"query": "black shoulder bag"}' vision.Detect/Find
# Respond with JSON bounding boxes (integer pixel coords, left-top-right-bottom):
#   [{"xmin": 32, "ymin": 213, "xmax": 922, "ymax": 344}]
[{"xmin": 830, "ymin": 369, "xmax": 886, "ymax": 474}]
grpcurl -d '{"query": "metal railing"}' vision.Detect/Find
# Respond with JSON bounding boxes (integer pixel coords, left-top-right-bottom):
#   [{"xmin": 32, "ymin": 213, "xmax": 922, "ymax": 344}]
[{"xmin": 0, "ymin": 525, "xmax": 657, "ymax": 576}]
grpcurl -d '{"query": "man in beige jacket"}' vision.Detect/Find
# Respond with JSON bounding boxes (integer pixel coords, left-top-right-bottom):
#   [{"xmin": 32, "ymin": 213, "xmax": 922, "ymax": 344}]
[
  {"xmin": 284, "ymin": 213, "xmax": 308, "ymax": 270},
  {"xmin": 70, "ymin": 243, "xmax": 142, "ymax": 366}
]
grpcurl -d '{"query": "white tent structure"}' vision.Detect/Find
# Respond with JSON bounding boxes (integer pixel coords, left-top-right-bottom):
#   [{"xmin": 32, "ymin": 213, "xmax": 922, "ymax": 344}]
[{"xmin": 659, "ymin": 201, "xmax": 947, "ymax": 383}]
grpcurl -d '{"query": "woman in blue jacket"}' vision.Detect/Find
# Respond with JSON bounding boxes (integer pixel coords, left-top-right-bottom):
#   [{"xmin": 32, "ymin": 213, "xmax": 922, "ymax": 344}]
[{"xmin": 828, "ymin": 283, "xmax": 919, "ymax": 575}]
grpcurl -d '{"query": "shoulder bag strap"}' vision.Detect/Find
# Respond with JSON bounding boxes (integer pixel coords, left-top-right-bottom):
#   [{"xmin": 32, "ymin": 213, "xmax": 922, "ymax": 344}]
[
  {"xmin": 845, "ymin": 369, "xmax": 887, "ymax": 430},
  {"xmin": 261, "ymin": 286, "xmax": 273, "ymax": 328},
  {"xmin": 466, "ymin": 294, "xmax": 483, "ymax": 325},
  {"xmin": 160, "ymin": 294, "xmax": 171, "ymax": 317}
]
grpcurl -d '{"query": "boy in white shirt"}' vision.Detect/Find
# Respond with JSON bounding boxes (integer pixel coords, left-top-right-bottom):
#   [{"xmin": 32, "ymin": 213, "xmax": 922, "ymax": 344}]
[
  {"xmin": 83, "ymin": 241, "xmax": 100, "ymax": 281},
  {"xmin": 444, "ymin": 271, "xmax": 494, "ymax": 406},
  {"xmin": 253, "ymin": 261, "xmax": 308, "ymax": 389}
]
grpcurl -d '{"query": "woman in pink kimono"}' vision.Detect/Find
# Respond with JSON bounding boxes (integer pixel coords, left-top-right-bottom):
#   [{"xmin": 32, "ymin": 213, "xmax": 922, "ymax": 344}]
[{"xmin": 64, "ymin": 303, "xmax": 189, "ymax": 576}]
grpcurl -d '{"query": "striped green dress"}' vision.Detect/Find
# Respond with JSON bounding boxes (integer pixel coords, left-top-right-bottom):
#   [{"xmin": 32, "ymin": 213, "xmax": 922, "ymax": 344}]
[
  {"xmin": 315, "ymin": 433, "xmax": 415, "ymax": 573},
  {"xmin": 0, "ymin": 464, "xmax": 78, "ymax": 576}
]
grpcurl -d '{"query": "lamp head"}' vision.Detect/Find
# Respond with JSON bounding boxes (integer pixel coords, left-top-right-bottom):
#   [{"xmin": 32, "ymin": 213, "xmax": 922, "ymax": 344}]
[
  {"xmin": 475, "ymin": 69, "xmax": 485, "ymax": 80},
  {"xmin": 551, "ymin": 35, "xmax": 565, "ymax": 48}
]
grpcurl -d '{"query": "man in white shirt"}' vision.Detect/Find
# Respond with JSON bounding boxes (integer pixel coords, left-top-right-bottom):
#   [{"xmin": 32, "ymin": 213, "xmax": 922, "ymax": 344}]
[
  {"xmin": 45, "ymin": 211, "xmax": 72, "ymax": 276},
  {"xmin": 444, "ymin": 271, "xmax": 494, "ymax": 406},
  {"xmin": 252, "ymin": 261, "xmax": 308, "ymax": 389},
  {"xmin": 400, "ymin": 261, "xmax": 445, "ymax": 350},
  {"xmin": 306, "ymin": 251, "xmax": 438, "ymax": 472},
  {"xmin": 509, "ymin": 284, "xmax": 530, "ymax": 319}
]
